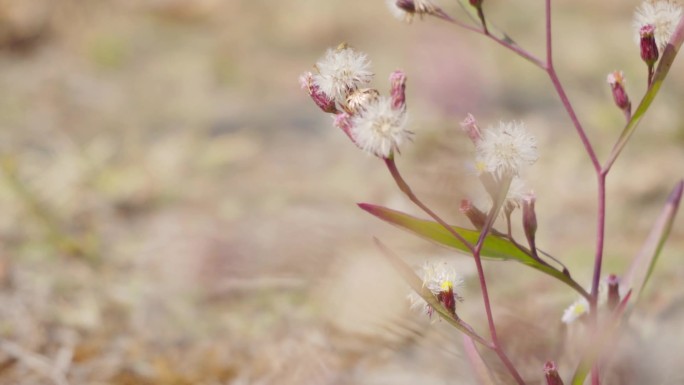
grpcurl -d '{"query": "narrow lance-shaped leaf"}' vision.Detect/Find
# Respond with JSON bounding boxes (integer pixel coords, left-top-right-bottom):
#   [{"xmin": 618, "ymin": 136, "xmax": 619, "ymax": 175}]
[
  {"xmin": 373, "ymin": 238, "xmax": 491, "ymax": 347},
  {"xmin": 623, "ymin": 180, "xmax": 683, "ymax": 302},
  {"xmin": 360, "ymin": 203, "xmax": 589, "ymax": 297}
]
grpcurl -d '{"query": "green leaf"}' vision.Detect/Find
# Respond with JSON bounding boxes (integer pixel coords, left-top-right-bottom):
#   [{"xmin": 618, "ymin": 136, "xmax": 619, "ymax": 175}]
[
  {"xmin": 359, "ymin": 203, "xmax": 587, "ymax": 296},
  {"xmin": 373, "ymin": 238, "xmax": 491, "ymax": 347},
  {"xmin": 623, "ymin": 180, "xmax": 683, "ymax": 302}
]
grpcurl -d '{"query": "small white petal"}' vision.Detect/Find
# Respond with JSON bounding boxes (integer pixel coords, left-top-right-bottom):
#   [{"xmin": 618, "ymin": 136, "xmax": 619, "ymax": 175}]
[{"xmin": 562, "ymin": 297, "xmax": 590, "ymax": 324}]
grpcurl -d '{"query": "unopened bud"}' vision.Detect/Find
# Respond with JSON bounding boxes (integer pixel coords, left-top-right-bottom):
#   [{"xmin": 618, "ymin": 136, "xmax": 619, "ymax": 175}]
[
  {"xmin": 389, "ymin": 70, "xmax": 407, "ymax": 111},
  {"xmin": 522, "ymin": 192, "xmax": 537, "ymax": 250},
  {"xmin": 300, "ymin": 72, "xmax": 337, "ymax": 114},
  {"xmin": 639, "ymin": 24, "xmax": 659, "ymax": 66},
  {"xmin": 469, "ymin": 0, "xmax": 483, "ymax": 6},
  {"xmin": 607, "ymin": 71, "xmax": 631, "ymax": 116},
  {"xmin": 345, "ymin": 88, "xmax": 379, "ymax": 114},
  {"xmin": 607, "ymin": 274, "xmax": 620, "ymax": 311},
  {"xmin": 333, "ymin": 112, "xmax": 356, "ymax": 143},
  {"xmin": 460, "ymin": 113, "xmax": 482, "ymax": 144},
  {"xmin": 392, "ymin": 0, "xmax": 444, "ymax": 22},
  {"xmin": 544, "ymin": 361, "xmax": 564, "ymax": 385},
  {"xmin": 460, "ymin": 199, "xmax": 486, "ymax": 230}
]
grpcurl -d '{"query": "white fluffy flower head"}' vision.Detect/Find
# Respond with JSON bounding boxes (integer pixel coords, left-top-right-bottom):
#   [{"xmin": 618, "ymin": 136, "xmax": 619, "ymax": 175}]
[
  {"xmin": 421, "ymin": 261, "xmax": 463, "ymax": 294},
  {"xmin": 408, "ymin": 261, "xmax": 464, "ymax": 317},
  {"xmin": 313, "ymin": 45, "xmax": 374, "ymax": 102},
  {"xmin": 562, "ymin": 297, "xmax": 590, "ymax": 324},
  {"xmin": 633, "ymin": 0, "xmax": 683, "ymax": 49},
  {"xmin": 475, "ymin": 121, "xmax": 538, "ymax": 179},
  {"xmin": 351, "ymin": 96, "xmax": 412, "ymax": 158}
]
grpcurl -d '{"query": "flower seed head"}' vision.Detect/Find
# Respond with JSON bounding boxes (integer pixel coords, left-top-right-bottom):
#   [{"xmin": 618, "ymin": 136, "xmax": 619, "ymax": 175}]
[
  {"xmin": 633, "ymin": 0, "xmax": 683, "ymax": 50},
  {"xmin": 313, "ymin": 45, "xmax": 374, "ymax": 102},
  {"xmin": 350, "ymin": 96, "xmax": 412, "ymax": 158},
  {"xmin": 408, "ymin": 262, "xmax": 463, "ymax": 318},
  {"xmin": 475, "ymin": 121, "xmax": 538, "ymax": 180},
  {"xmin": 345, "ymin": 88, "xmax": 380, "ymax": 114}
]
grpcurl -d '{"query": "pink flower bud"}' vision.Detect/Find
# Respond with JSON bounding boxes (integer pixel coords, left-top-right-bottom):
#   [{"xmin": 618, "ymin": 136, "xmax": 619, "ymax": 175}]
[
  {"xmin": 544, "ymin": 361, "xmax": 564, "ymax": 385},
  {"xmin": 460, "ymin": 199, "xmax": 486, "ymax": 230},
  {"xmin": 390, "ymin": 0, "xmax": 446, "ymax": 22},
  {"xmin": 333, "ymin": 112, "xmax": 357, "ymax": 144},
  {"xmin": 640, "ymin": 24, "xmax": 659, "ymax": 66},
  {"xmin": 522, "ymin": 192, "xmax": 538, "ymax": 250},
  {"xmin": 607, "ymin": 274, "xmax": 620, "ymax": 311},
  {"xmin": 389, "ymin": 70, "xmax": 407, "ymax": 111},
  {"xmin": 607, "ymin": 71, "xmax": 631, "ymax": 116},
  {"xmin": 396, "ymin": 0, "xmax": 417, "ymax": 14},
  {"xmin": 300, "ymin": 72, "xmax": 337, "ymax": 114},
  {"xmin": 460, "ymin": 113, "xmax": 482, "ymax": 144}
]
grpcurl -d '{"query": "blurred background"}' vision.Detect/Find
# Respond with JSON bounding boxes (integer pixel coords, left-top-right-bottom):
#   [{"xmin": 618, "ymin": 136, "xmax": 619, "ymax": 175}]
[{"xmin": 0, "ymin": 0, "xmax": 682, "ymax": 384}]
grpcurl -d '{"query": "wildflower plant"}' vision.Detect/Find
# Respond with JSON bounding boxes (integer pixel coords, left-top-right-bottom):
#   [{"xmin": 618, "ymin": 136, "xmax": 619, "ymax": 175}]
[{"xmin": 301, "ymin": 1, "xmax": 684, "ymax": 384}]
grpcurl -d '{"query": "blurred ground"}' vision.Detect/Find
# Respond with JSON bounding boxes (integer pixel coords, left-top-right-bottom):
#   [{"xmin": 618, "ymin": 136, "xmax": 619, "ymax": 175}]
[{"xmin": 0, "ymin": 0, "xmax": 683, "ymax": 384}]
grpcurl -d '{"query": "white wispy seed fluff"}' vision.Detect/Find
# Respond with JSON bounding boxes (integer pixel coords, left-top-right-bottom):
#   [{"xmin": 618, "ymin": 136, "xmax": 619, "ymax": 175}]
[
  {"xmin": 633, "ymin": 0, "xmax": 683, "ymax": 49},
  {"xmin": 313, "ymin": 46, "xmax": 374, "ymax": 102},
  {"xmin": 351, "ymin": 96, "xmax": 411, "ymax": 158},
  {"xmin": 475, "ymin": 121, "xmax": 539, "ymax": 179}
]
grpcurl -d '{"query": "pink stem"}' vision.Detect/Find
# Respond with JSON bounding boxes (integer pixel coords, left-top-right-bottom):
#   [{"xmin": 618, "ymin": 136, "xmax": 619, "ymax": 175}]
[{"xmin": 384, "ymin": 157, "xmax": 525, "ymax": 385}]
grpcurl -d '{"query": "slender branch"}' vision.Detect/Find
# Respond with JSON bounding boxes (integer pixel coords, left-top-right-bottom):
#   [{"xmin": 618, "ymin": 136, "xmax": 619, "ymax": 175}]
[
  {"xmin": 437, "ymin": 13, "xmax": 545, "ymax": 69},
  {"xmin": 545, "ymin": 2, "xmax": 606, "ymax": 383},
  {"xmin": 604, "ymin": 14, "xmax": 684, "ymax": 172},
  {"xmin": 385, "ymin": 157, "xmax": 526, "ymax": 385},
  {"xmin": 384, "ymin": 156, "xmax": 475, "ymax": 254},
  {"xmin": 496, "ymin": 348, "xmax": 526, "ymax": 385},
  {"xmin": 544, "ymin": 0, "xmax": 600, "ymax": 172}
]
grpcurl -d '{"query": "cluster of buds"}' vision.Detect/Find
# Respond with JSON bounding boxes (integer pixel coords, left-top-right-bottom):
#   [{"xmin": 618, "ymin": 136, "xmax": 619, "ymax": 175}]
[
  {"xmin": 632, "ymin": 0, "xmax": 683, "ymax": 84},
  {"xmin": 301, "ymin": 44, "xmax": 413, "ymax": 159}
]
